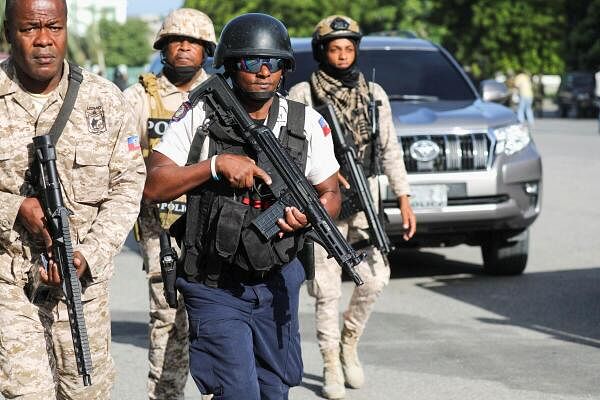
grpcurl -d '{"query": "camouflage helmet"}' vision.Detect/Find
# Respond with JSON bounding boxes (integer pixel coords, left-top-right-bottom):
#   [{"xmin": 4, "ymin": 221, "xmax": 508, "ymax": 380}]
[
  {"xmin": 312, "ymin": 15, "xmax": 362, "ymax": 62},
  {"xmin": 153, "ymin": 8, "xmax": 217, "ymax": 56}
]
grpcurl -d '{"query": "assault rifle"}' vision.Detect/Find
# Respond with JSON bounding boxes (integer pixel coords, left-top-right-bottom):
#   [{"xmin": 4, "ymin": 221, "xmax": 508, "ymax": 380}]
[
  {"xmin": 31, "ymin": 134, "xmax": 93, "ymax": 386},
  {"xmin": 191, "ymin": 74, "xmax": 364, "ymax": 285},
  {"xmin": 315, "ymin": 103, "xmax": 392, "ymax": 255},
  {"xmin": 368, "ymin": 69, "xmax": 390, "ymax": 239}
]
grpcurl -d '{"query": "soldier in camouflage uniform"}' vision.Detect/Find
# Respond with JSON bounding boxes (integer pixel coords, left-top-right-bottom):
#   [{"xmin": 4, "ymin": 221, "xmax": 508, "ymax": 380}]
[
  {"xmin": 123, "ymin": 8, "xmax": 216, "ymax": 400},
  {"xmin": 288, "ymin": 15, "xmax": 416, "ymax": 399},
  {"xmin": 0, "ymin": 0, "xmax": 145, "ymax": 399}
]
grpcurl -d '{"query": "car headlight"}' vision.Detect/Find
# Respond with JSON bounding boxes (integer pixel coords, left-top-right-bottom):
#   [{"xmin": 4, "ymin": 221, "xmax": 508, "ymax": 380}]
[{"xmin": 493, "ymin": 124, "xmax": 531, "ymax": 156}]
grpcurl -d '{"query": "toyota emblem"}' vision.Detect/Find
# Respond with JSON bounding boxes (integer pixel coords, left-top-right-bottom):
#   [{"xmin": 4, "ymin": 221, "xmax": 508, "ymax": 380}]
[{"xmin": 410, "ymin": 139, "xmax": 440, "ymax": 162}]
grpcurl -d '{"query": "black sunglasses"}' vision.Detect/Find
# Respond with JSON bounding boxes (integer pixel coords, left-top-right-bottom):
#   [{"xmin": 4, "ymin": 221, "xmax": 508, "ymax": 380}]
[{"xmin": 234, "ymin": 57, "xmax": 286, "ymax": 73}]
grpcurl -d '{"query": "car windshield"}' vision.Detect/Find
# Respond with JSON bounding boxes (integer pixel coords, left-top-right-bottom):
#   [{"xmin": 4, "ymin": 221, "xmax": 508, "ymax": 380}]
[
  {"xmin": 566, "ymin": 74, "xmax": 594, "ymax": 87},
  {"xmin": 286, "ymin": 48, "xmax": 476, "ymax": 101}
]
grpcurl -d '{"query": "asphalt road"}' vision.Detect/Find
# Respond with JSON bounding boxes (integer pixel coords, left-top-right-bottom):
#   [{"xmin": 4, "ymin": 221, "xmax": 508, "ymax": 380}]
[{"xmin": 108, "ymin": 118, "xmax": 600, "ymax": 399}]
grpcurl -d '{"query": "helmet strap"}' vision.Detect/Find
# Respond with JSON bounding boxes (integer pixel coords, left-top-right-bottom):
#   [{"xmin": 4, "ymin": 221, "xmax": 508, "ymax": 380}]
[
  {"xmin": 229, "ymin": 70, "xmax": 286, "ymax": 104},
  {"xmin": 232, "ymin": 78, "xmax": 274, "ymax": 102}
]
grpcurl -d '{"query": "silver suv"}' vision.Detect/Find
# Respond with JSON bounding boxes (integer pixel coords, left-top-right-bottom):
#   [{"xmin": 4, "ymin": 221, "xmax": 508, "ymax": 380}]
[{"xmin": 287, "ymin": 37, "xmax": 542, "ymax": 275}]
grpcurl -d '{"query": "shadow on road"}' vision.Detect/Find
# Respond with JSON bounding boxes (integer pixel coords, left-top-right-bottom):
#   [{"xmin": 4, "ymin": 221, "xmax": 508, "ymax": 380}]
[
  {"xmin": 339, "ymin": 248, "xmax": 484, "ymax": 283},
  {"xmin": 123, "ymin": 230, "xmax": 139, "ymax": 253},
  {"xmin": 372, "ymin": 248, "xmax": 600, "ymax": 348},
  {"xmin": 412, "ymin": 261, "xmax": 600, "ymax": 348},
  {"xmin": 300, "ymin": 372, "xmax": 323, "ymax": 397},
  {"xmin": 111, "ymin": 320, "xmax": 147, "ymax": 348},
  {"xmin": 388, "ymin": 249, "xmax": 484, "ymax": 278}
]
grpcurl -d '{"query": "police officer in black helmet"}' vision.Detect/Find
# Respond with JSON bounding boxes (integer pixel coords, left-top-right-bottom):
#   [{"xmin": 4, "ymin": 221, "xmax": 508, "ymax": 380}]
[{"xmin": 144, "ymin": 13, "xmax": 342, "ymax": 399}]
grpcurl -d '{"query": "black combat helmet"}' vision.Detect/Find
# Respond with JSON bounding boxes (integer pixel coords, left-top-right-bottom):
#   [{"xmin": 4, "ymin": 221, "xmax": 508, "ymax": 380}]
[{"xmin": 213, "ymin": 13, "xmax": 295, "ymax": 71}]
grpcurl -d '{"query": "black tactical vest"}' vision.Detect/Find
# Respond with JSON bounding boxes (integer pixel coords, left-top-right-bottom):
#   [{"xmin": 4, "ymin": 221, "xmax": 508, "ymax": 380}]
[{"xmin": 174, "ymin": 96, "xmax": 308, "ymax": 287}]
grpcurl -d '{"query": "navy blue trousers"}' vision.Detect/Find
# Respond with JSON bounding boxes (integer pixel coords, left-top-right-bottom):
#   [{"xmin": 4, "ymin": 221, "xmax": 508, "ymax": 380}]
[{"xmin": 177, "ymin": 259, "xmax": 305, "ymax": 400}]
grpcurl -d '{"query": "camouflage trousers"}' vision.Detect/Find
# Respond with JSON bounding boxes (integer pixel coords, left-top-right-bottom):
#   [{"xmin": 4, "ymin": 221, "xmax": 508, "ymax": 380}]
[
  {"xmin": 0, "ymin": 282, "xmax": 114, "ymax": 399},
  {"xmin": 138, "ymin": 215, "xmax": 189, "ymax": 400},
  {"xmin": 308, "ymin": 208, "xmax": 390, "ymax": 351}
]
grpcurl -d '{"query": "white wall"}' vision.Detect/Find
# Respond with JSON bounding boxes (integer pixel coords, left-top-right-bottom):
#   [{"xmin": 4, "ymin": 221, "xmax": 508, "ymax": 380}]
[{"xmin": 67, "ymin": 0, "xmax": 127, "ymax": 36}]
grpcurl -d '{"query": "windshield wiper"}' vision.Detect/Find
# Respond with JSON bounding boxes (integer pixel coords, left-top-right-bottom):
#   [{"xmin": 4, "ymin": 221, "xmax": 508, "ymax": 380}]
[{"xmin": 388, "ymin": 94, "xmax": 439, "ymax": 102}]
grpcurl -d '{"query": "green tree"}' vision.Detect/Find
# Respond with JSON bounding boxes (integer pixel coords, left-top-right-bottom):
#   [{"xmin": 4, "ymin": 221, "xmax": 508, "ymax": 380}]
[
  {"xmin": 183, "ymin": 0, "xmax": 600, "ymax": 77},
  {"xmin": 430, "ymin": 0, "xmax": 565, "ymax": 78},
  {"xmin": 93, "ymin": 18, "xmax": 152, "ymax": 67},
  {"xmin": 182, "ymin": 0, "xmax": 261, "ymax": 33},
  {"xmin": 183, "ymin": 0, "xmax": 440, "ymax": 37},
  {"xmin": 564, "ymin": 0, "xmax": 600, "ymax": 70}
]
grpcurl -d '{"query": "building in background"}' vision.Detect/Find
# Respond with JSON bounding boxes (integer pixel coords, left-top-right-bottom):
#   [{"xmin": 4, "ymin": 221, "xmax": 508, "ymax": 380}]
[{"xmin": 67, "ymin": 0, "xmax": 127, "ymax": 36}]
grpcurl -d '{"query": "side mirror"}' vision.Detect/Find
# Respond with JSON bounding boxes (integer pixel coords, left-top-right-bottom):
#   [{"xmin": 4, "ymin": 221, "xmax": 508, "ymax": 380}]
[{"xmin": 480, "ymin": 79, "xmax": 510, "ymax": 104}]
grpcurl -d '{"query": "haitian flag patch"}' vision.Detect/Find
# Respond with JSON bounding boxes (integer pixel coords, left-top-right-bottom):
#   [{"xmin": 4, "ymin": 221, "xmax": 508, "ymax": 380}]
[
  {"xmin": 127, "ymin": 135, "xmax": 141, "ymax": 152},
  {"xmin": 319, "ymin": 117, "xmax": 331, "ymax": 136}
]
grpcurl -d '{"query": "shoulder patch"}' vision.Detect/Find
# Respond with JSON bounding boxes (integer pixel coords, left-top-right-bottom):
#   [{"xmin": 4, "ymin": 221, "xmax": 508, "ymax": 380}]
[
  {"xmin": 127, "ymin": 135, "xmax": 141, "ymax": 152},
  {"xmin": 318, "ymin": 116, "xmax": 331, "ymax": 136},
  {"xmin": 86, "ymin": 106, "xmax": 107, "ymax": 134},
  {"xmin": 172, "ymin": 101, "xmax": 191, "ymax": 122}
]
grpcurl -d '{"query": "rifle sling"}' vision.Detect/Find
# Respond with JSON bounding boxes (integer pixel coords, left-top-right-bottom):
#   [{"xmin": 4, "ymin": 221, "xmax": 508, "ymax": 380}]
[
  {"xmin": 49, "ymin": 62, "xmax": 84, "ymax": 146},
  {"xmin": 281, "ymin": 99, "xmax": 307, "ymax": 172}
]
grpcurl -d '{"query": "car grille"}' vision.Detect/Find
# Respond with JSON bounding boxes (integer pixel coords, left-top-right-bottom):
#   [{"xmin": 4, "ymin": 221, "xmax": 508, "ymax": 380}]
[{"xmin": 400, "ymin": 133, "xmax": 491, "ymax": 173}]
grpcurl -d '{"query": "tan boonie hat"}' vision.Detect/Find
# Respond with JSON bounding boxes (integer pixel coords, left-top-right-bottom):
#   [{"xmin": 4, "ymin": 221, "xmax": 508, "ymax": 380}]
[
  {"xmin": 313, "ymin": 15, "xmax": 362, "ymax": 43},
  {"xmin": 153, "ymin": 8, "xmax": 217, "ymax": 55}
]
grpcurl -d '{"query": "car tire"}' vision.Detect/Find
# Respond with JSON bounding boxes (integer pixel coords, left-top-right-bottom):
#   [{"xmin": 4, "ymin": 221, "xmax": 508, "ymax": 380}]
[{"xmin": 481, "ymin": 230, "xmax": 529, "ymax": 275}]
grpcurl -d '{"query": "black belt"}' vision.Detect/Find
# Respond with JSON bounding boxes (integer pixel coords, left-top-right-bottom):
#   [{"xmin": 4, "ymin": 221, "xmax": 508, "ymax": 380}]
[
  {"xmin": 195, "ymin": 263, "xmax": 279, "ymax": 288},
  {"xmin": 222, "ymin": 265, "xmax": 278, "ymax": 286}
]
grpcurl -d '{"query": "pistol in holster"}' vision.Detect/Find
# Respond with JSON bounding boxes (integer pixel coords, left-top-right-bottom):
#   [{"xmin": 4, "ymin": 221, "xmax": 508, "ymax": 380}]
[
  {"xmin": 297, "ymin": 237, "xmax": 315, "ymax": 281},
  {"xmin": 159, "ymin": 231, "xmax": 178, "ymax": 309}
]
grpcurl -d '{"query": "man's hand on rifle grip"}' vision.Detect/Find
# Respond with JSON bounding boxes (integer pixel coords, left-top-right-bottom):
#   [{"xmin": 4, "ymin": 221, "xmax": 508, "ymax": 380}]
[{"xmin": 17, "ymin": 197, "xmax": 52, "ymax": 249}]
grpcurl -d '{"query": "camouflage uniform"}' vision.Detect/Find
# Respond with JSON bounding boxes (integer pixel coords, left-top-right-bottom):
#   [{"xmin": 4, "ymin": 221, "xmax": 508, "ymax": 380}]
[
  {"xmin": 124, "ymin": 70, "xmax": 209, "ymax": 400},
  {"xmin": 288, "ymin": 81, "xmax": 410, "ymax": 351},
  {"xmin": 0, "ymin": 59, "xmax": 145, "ymax": 399},
  {"xmin": 123, "ymin": 8, "xmax": 216, "ymax": 400}
]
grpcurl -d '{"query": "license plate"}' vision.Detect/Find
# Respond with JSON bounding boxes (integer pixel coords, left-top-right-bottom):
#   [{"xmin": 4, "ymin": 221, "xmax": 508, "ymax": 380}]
[{"xmin": 409, "ymin": 184, "xmax": 448, "ymax": 209}]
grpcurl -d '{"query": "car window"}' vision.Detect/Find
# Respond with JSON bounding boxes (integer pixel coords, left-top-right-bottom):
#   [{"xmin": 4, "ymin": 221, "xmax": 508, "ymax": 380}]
[
  {"xmin": 565, "ymin": 74, "xmax": 594, "ymax": 87},
  {"xmin": 286, "ymin": 48, "xmax": 476, "ymax": 101}
]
